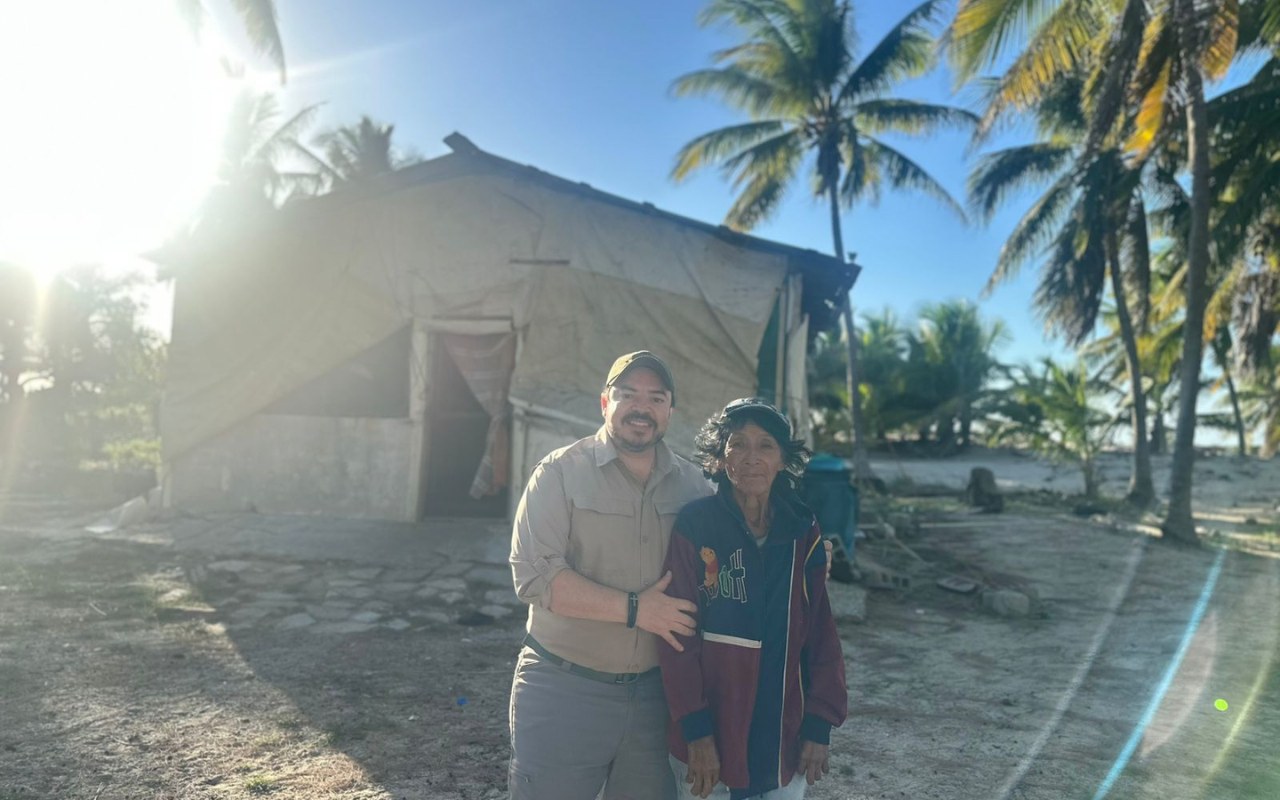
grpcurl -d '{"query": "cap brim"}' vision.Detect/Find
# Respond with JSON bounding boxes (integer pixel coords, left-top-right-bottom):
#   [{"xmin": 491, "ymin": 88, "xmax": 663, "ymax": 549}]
[
  {"xmin": 614, "ymin": 357, "xmax": 673, "ymax": 390},
  {"xmin": 722, "ymin": 402, "xmax": 792, "ymax": 437}
]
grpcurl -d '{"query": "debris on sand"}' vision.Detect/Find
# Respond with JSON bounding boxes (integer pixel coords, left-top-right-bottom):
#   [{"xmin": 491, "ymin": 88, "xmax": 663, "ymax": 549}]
[{"xmin": 964, "ymin": 467, "xmax": 1004, "ymax": 513}]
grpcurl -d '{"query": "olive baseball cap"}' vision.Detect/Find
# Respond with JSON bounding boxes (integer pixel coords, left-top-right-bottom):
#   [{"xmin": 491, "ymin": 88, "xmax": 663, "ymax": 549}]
[{"xmin": 604, "ymin": 351, "xmax": 676, "ymax": 406}]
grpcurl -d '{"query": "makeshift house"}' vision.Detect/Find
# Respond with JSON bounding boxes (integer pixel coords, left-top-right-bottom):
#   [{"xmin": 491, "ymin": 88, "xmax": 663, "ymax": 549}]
[{"xmin": 154, "ymin": 134, "xmax": 858, "ymax": 520}]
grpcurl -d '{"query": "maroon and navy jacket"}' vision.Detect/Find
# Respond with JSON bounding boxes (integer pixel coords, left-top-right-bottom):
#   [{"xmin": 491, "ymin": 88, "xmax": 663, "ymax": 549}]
[{"xmin": 659, "ymin": 485, "xmax": 847, "ymax": 798}]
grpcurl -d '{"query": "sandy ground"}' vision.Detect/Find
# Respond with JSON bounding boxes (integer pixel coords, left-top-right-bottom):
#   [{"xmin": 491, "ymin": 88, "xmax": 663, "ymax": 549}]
[
  {"xmin": 871, "ymin": 449, "xmax": 1280, "ymax": 533},
  {"xmin": 1, "ymin": 458, "xmax": 1279, "ymax": 799}
]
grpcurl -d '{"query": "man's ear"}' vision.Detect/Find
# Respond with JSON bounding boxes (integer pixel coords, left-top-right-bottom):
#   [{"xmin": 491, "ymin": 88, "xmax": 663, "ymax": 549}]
[{"xmin": 600, "ymin": 391, "xmax": 609, "ymax": 417}]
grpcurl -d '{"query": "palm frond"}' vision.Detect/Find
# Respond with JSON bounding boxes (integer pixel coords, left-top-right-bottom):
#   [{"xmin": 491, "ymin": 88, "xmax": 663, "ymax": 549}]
[
  {"xmin": 671, "ymin": 120, "xmax": 789, "ymax": 182},
  {"xmin": 725, "ymin": 163, "xmax": 794, "ymax": 230},
  {"xmin": 228, "ymin": 0, "xmax": 286, "ymax": 82},
  {"xmin": 720, "ymin": 127, "xmax": 805, "ymax": 184},
  {"xmin": 837, "ymin": 137, "xmax": 881, "ymax": 207},
  {"xmin": 1265, "ymin": 0, "xmax": 1280, "ymax": 43},
  {"xmin": 1125, "ymin": 60, "xmax": 1171, "ymax": 156},
  {"xmin": 986, "ymin": 169, "xmax": 1076, "ymax": 293},
  {"xmin": 975, "ymin": 0, "xmax": 1100, "ymax": 138},
  {"xmin": 1083, "ymin": 0, "xmax": 1147, "ymax": 155},
  {"xmin": 841, "ymin": 0, "xmax": 945, "ymax": 103},
  {"xmin": 856, "ymin": 137, "xmax": 967, "ymax": 221},
  {"xmin": 288, "ymin": 140, "xmax": 340, "ymax": 184},
  {"xmin": 948, "ymin": 0, "xmax": 1054, "ymax": 81},
  {"xmin": 967, "ymin": 142, "xmax": 1074, "ymax": 223},
  {"xmin": 1035, "ymin": 201, "xmax": 1108, "ymax": 345},
  {"xmin": 669, "ymin": 67, "xmax": 791, "ymax": 116},
  {"xmin": 1122, "ymin": 193, "xmax": 1153, "ymax": 330},
  {"xmin": 1204, "ymin": 260, "xmax": 1244, "ymax": 343},
  {"xmin": 1201, "ymin": 0, "xmax": 1240, "ymax": 80},
  {"xmin": 1123, "ymin": 8, "xmax": 1175, "ymax": 157},
  {"xmin": 720, "ymin": 129, "xmax": 805, "ymax": 229},
  {"xmin": 854, "ymin": 99, "xmax": 978, "ymax": 137},
  {"xmin": 696, "ymin": 0, "xmax": 809, "ymax": 89},
  {"xmin": 255, "ymin": 102, "xmax": 323, "ymax": 163}
]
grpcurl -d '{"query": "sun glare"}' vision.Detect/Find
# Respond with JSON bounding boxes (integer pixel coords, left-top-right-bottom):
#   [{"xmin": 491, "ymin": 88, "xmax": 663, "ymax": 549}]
[{"xmin": 0, "ymin": 0, "xmax": 235, "ymax": 280}]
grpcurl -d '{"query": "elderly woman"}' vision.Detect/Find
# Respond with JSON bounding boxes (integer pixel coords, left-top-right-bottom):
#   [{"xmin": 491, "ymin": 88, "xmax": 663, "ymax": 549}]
[{"xmin": 659, "ymin": 399, "xmax": 847, "ymax": 800}]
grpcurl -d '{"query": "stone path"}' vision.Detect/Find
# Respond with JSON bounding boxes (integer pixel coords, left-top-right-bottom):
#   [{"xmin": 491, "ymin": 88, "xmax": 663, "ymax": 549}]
[
  {"xmin": 195, "ymin": 555, "xmax": 524, "ymax": 635},
  {"xmin": 10, "ymin": 509, "xmax": 870, "ymax": 636}
]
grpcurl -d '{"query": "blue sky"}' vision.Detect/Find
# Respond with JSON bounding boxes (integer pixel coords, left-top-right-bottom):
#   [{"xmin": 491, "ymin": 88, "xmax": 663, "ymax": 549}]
[{"xmin": 252, "ymin": 0, "xmax": 1069, "ymax": 366}]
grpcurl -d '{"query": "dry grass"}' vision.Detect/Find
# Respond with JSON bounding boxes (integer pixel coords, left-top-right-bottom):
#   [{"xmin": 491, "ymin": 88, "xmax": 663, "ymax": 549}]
[
  {"xmin": 4, "ymin": 508, "xmax": 1278, "ymax": 800},
  {"xmin": 0, "ymin": 532, "xmax": 512, "ymax": 800}
]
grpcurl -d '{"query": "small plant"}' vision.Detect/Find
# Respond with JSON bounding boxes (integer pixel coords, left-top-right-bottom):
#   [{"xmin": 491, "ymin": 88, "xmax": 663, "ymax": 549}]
[
  {"xmin": 989, "ymin": 359, "xmax": 1120, "ymax": 500},
  {"xmin": 886, "ymin": 474, "xmax": 917, "ymax": 495},
  {"xmin": 252, "ymin": 733, "xmax": 285, "ymax": 750},
  {"xmin": 102, "ymin": 436, "xmax": 161, "ymax": 472},
  {"xmin": 243, "ymin": 775, "xmax": 278, "ymax": 795}
]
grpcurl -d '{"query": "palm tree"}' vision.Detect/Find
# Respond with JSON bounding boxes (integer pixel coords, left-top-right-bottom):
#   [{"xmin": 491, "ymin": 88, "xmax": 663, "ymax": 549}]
[
  {"xmin": 154, "ymin": 87, "xmax": 322, "ymax": 276},
  {"xmin": 989, "ymin": 358, "xmax": 1121, "ymax": 499},
  {"xmin": 913, "ymin": 300, "xmax": 1009, "ymax": 449},
  {"xmin": 175, "ymin": 0, "xmax": 286, "ymax": 82},
  {"xmin": 1239, "ymin": 353, "xmax": 1280, "ymax": 458},
  {"xmin": 948, "ymin": 0, "xmax": 1243, "ymax": 542},
  {"xmin": 299, "ymin": 116, "xmax": 424, "ymax": 192},
  {"xmin": 671, "ymin": 0, "xmax": 976, "ymax": 480},
  {"xmin": 967, "ymin": 72, "xmax": 1157, "ymax": 505},
  {"xmin": 1208, "ymin": 327, "xmax": 1251, "ymax": 455},
  {"xmin": 1084, "ymin": 293, "xmax": 1185, "ymax": 456},
  {"xmin": 858, "ymin": 308, "xmax": 908, "ymax": 443},
  {"xmin": 807, "ymin": 328, "xmax": 853, "ymax": 455},
  {"xmin": 0, "ymin": 264, "xmax": 37, "ymax": 408},
  {"xmin": 1157, "ymin": 0, "xmax": 1241, "ymax": 542},
  {"xmin": 1205, "ymin": 53, "xmax": 1280, "ymax": 378},
  {"xmin": 197, "ymin": 89, "xmax": 323, "ymax": 236}
]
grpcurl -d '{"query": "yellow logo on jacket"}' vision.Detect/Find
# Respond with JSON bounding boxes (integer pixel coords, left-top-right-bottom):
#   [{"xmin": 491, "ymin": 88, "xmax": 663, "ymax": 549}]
[{"xmin": 699, "ymin": 547, "xmax": 747, "ymax": 603}]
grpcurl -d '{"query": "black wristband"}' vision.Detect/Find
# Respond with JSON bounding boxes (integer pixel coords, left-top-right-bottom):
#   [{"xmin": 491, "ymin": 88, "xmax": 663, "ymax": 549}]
[{"xmin": 626, "ymin": 591, "xmax": 639, "ymax": 629}]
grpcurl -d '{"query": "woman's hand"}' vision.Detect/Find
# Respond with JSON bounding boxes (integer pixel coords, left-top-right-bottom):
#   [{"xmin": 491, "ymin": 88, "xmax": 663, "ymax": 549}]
[
  {"xmin": 685, "ymin": 736, "xmax": 721, "ymax": 798},
  {"xmin": 798, "ymin": 740, "xmax": 829, "ymax": 785}
]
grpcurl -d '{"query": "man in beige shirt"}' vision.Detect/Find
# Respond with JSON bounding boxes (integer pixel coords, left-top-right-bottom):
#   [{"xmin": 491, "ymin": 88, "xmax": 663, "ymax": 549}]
[{"xmin": 509, "ymin": 351, "xmax": 714, "ymax": 800}]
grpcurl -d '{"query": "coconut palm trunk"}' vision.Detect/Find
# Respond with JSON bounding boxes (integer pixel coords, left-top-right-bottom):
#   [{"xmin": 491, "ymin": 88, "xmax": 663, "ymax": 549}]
[
  {"xmin": 1162, "ymin": 0, "xmax": 1212, "ymax": 545},
  {"xmin": 828, "ymin": 184, "xmax": 874, "ymax": 480},
  {"xmin": 1226, "ymin": 369, "xmax": 1248, "ymax": 456},
  {"xmin": 1083, "ymin": 458, "xmax": 1100, "ymax": 500},
  {"xmin": 1151, "ymin": 401, "xmax": 1167, "ymax": 454},
  {"xmin": 1105, "ymin": 228, "xmax": 1155, "ymax": 506}
]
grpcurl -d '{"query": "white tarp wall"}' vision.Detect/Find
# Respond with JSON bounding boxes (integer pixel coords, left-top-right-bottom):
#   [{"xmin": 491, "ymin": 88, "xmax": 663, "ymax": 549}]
[{"xmin": 163, "ymin": 160, "xmax": 800, "ymax": 516}]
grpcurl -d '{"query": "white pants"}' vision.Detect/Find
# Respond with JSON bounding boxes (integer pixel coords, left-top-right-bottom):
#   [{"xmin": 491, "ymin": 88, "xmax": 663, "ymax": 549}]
[{"xmin": 669, "ymin": 755, "xmax": 807, "ymax": 800}]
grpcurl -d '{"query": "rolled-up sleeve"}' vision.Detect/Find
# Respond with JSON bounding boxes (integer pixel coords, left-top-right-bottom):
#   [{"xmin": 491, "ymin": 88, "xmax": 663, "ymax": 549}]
[{"xmin": 510, "ymin": 461, "xmax": 572, "ymax": 610}]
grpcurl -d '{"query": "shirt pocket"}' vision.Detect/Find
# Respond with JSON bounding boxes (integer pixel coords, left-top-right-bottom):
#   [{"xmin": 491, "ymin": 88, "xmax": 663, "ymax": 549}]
[
  {"xmin": 567, "ymin": 494, "xmax": 637, "ymax": 587},
  {"xmin": 655, "ymin": 499, "xmax": 685, "ymax": 535}
]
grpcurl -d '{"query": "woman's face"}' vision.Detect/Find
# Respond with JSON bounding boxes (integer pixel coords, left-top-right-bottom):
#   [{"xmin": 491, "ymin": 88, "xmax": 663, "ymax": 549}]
[{"xmin": 721, "ymin": 421, "xmax": 785, "ymax": 499}]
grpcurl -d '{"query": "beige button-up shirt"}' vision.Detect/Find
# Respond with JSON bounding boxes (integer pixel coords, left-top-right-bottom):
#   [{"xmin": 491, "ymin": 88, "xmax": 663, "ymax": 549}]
[{"xmin": 510, "ymin": 427, "xmax": 713, "ymax": 673}]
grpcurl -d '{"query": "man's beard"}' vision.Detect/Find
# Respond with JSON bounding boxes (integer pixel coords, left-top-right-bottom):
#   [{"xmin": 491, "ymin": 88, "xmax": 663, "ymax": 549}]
[
  {"xmin": 612, "ymin": 412, "xmax": 663, "ymax": 453},
  {"xmin": 615, "ymin": 430, "xmax": 664, "ymax": 453}
]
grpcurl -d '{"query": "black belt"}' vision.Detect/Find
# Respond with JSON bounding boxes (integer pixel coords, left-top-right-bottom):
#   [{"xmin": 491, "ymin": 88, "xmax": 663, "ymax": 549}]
[{"xmin": 523, "ymin": 634, "xmax": 657, "ymax": 685}]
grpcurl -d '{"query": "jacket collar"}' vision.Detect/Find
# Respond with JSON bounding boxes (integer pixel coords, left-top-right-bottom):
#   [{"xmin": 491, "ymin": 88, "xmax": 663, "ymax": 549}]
[{"xmin": 714, "ymin": 480, "xmax": 812, "ymax": 544}]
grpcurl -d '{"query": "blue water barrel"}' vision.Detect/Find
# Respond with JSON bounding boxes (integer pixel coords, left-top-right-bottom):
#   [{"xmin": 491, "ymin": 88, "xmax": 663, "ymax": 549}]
[{"xmin": 801, "ymin": 455, "xmax": 858, "ymax": 559}]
